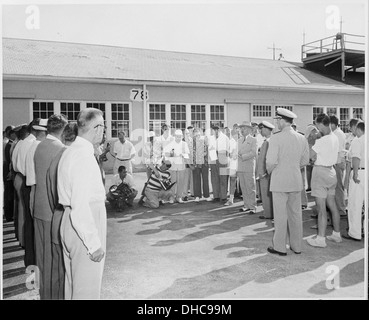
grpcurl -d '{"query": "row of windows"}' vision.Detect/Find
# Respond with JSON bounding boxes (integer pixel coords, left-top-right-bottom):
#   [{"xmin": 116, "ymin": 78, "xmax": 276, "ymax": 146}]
[
  {"xmin": 252, "ymin": 105, "xmax": 294, "ymax": 118},
  {"xmin": 33, "ymin": 101, "xmax": 130, "ymax": 138},
  {"xmin": 252, "ymin": 104, "xmax": 364, "ymax": 133},
  {"xmin": 32, "ymin": 101, "xmax": 364, "ymax": 138},
  {"xmin": 312, "ymin": 106, "xmax": 364, "ymax": 133},
  {"xmin": 148, "ymin": 104, "xmax": 227, "ymax": 135}
]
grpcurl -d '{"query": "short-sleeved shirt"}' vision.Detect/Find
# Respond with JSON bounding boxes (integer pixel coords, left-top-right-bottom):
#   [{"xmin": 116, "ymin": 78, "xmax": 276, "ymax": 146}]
[
  {"xmin": 113, "ymin": 140, "xmax": 136, "ymax": 160},
  {"xmin": 332, "ymin": 127, "xmax": 346, "ymax": 163},
  {"xmin": 312, "ymin": 132, "xmax": 339, "ymax": 167},
  {"xmin": 111, "ymin": 173, "xmax": 136, "ymax": 189},
  {"xmin": 349, "ymin": 135, "xmax": 365, "ymax": 169}
]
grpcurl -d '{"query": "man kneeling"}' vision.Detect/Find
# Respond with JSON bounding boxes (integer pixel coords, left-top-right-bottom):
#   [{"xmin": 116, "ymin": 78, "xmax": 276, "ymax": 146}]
[
  {"xmin": 141, "ymin": 160, "xmax": 175, "ymax": 208},
  {"xmin": 107, "ymin": 165, "xmax": 138, "ymax": 210}
]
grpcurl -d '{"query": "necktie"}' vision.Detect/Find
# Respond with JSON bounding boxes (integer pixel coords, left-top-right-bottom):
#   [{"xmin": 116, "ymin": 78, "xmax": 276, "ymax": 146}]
[{"xmin": 193, "ymin": 137, "xmax": 196, "ymax": 165}]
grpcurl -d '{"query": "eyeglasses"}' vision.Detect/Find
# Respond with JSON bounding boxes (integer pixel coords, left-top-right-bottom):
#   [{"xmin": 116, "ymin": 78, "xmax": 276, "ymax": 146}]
[
  {"xmin": 274, "ymin": 116, "xmax": 282, "ymax": 120},
  {"xmin": 94, "ymin": 124, "xmax": 105, "ymax": 129}
]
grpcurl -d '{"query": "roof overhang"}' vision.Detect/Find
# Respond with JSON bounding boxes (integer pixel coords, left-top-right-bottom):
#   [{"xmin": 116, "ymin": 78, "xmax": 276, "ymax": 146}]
[{"xmin": 3, "ymin": 74, "xmax": 364, "ymax": 95}]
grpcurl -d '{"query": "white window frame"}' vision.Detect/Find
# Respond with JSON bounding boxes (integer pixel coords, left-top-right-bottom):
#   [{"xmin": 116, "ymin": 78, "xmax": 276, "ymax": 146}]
[
  {"xmin": 251, "ymin": 104, "xmax": 273, "ymax": 119},
  {"xmin": 147, "ymin": 103, "xmax": 227, "ymax": 134},
  {"xmin": 251, "ymin": 104, "xmax": 294, "ymax": 123},
  {"xmin": 31, "ymin": 100, "xmax": 57, "ymax": 120},
  {"xmin": 60, "ymin": 101, "xmax": 82, "ymax": 122},
  {"xmin": 313, "ymin": 106, "xmax": 365, "ymax": 133},
  {"xmin": 110, "ymin": 102, "xmax": 132, "ymax": 140}
]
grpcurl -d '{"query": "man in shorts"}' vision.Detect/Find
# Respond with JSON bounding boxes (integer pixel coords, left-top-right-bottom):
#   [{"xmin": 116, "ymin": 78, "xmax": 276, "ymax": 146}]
[{"xmin": 307, "ymin": 113, "xmax": 342, "ymax": 248}]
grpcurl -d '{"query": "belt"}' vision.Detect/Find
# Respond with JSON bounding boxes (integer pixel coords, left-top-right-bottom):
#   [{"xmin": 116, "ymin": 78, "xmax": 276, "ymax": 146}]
[{"xmin": 116, "ymin": 158, "xmax": 130, "ymax": 162}]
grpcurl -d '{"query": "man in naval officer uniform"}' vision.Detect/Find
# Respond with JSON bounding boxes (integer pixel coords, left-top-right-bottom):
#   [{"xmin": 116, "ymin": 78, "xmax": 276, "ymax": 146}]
[{"xmin": 266, "ymin": 108, "xmax": 310, "ymax": 256}]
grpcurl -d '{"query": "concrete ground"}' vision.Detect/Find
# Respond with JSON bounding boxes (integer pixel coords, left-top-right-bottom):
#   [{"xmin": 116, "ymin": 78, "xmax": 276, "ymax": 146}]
[{"xmin": 2, "ymin": 172, "xmax": 366, "ymax": 300}]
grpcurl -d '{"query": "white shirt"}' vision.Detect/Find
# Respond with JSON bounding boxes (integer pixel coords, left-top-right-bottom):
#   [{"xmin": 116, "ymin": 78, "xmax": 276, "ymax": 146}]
[
  {"xmin": 164, "ymin": 139, "xmax": 189, "ymax": 171},
  {"xmin": 11, "ymin": 139, "xmax": 23, "ymax": 172},
  {"xmin": 25, "ymin": 140, "xmax": 41, "ymax": 186},
  {"xmin": 113, "ymin": 139, "xmax": 136, "ymax": 160},
  {"xmin": 14, "ymin": 134, "xmax": 36, "ymax": 175},
  {"xmin": 111, "ymin": 173, "xmax": 136, "ymax": 189},
  {"xmin": 215, "ymin": 132, "xmax": 229, "ymax": 153},
  {"xmin": 312, "ymin": 132, "xmax": 339, "ymax": 166},
  {"xmin": 349, "ymin": 135, "xmax": 365, "ymax": 169},
  {"xmin": 332, "ymin": 127, "xmax": 346, "ymax": 163},
  {"xmin": 57, "ymin": 136, "xmax": 106, "ymax": 255}
]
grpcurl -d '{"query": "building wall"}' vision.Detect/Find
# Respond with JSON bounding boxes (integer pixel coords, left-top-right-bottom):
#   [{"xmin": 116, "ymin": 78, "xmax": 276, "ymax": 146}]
[{"xmin": 3, "ymin": 98, "xmax": 31, "ymax": 127}]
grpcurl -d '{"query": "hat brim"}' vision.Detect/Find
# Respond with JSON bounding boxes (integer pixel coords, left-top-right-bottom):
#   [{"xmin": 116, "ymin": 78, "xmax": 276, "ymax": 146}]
[{"xmin": 32, "ymin": 125, "xmax": 47, "ymax": 131}]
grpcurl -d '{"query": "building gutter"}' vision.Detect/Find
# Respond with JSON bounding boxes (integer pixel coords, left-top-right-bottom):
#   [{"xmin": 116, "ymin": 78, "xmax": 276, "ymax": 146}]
[{"xmin": 3, "ymin": 74, "xmax": 364, "ymax": 95}]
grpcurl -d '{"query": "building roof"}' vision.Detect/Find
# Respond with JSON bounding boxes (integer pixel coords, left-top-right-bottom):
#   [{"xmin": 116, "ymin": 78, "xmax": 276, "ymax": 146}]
[{"xmin": 2, "ymin": 38, "xmax": 363, "ymax": 93}]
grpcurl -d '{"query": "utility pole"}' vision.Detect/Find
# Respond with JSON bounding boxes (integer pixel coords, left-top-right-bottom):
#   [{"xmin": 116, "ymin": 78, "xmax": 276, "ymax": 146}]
[
  {"xmin": 268, "ymin": 42, "xmax": 281, "ymax": 60},
  {"xmin": 340, "ymin": 16, "xmax": 344, "ymax": 33},
  {"xmin": 303, "ymin": 29, "xmax": 306, "ymax": 45}
]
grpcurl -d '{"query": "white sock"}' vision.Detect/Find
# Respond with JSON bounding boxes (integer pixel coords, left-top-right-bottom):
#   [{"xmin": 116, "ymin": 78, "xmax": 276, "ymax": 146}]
[
  {"xmin": 317, "ymin": 235, "xmax": 326, "ymax": 242},
  {"xmin": 229, "ymin": 195, "xmax": 234, "ymax": 201},
  {"xmin": 332, "ymin": 230, "xmax": 341, "ymax": 237}
]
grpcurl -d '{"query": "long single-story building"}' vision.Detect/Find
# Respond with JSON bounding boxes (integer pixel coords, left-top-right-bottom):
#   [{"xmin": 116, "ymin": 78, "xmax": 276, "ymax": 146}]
[{"xmin": 2, "ymin": 37, "xmax": 365, "ymax": 170}]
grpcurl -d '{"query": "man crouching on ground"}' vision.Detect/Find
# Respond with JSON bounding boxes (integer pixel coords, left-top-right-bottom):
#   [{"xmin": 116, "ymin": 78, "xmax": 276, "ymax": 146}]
[
  {"xmin": 107, "ymin": 165, "xmax": 138, "ymax": 210},
  {"xmin": 140, "ymin": 159, "xmax": 175, "ymax": 208}
]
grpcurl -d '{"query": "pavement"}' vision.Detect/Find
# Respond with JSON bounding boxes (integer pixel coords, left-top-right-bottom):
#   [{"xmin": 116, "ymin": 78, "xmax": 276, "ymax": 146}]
[{"xmin": 2, "ymin": 172, "xmax": 366, "ymax": 300}]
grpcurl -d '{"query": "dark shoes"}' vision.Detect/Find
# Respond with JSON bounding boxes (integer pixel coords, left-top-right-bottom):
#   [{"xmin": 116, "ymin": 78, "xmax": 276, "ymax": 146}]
[
  {"xmin": 342, "ymin": 234, "xmax": 361, "ymax": 241},
  {"xmin": 259, "ymin": 215, "xmax": 273, "ymax": 220},
  {"xmin": 267, "ymin": 247, "xmax": 287, "ymax": 256},
  {"xmin": 239, "ymin": 208, "xmax": 255, "ymax": 214},
  {"xmin": 212, "ymin": 198, "xmax": 220, "ymax": 202},
  {"xmin": 301, "ymin": 205, "xmax": 307, "ymax": 210}
]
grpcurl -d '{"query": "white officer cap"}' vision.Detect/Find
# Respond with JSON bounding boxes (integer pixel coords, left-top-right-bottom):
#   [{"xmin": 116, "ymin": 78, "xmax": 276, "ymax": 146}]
[
  {"xmin": 148, "ymin": 131, "xmax": 155, "ymax": 138},
  {"xmin": 259, "ymin": 120, "xmax": 275, "ymax": 130},
  {"xmin": 275, "ymin": 108, "xmax": 297, "ymax": 120}
]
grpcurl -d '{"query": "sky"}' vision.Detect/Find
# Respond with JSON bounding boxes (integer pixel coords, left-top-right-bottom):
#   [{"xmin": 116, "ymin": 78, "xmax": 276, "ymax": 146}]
[{"xmin": 1, "ymin": 0, "xmax": 367, "ymax": 62}]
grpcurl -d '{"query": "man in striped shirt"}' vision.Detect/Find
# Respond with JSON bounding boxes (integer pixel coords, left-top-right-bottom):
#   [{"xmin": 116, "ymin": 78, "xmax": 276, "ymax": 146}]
[{"xmin": 142, "ymin": 159, "xmax": 175, "ymax": 208}]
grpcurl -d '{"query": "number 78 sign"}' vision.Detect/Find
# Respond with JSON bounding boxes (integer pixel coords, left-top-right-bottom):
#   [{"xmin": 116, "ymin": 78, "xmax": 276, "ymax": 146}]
[{"xmin": 130, "ymin": 88, "xmax": 149, "ymax": 102}]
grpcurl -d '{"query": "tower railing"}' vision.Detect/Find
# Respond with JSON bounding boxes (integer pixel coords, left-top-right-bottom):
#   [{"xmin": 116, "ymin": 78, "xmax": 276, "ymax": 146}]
[{"xmin": 301, "ymin": 33, "xmax": 365, "ymax": 61}]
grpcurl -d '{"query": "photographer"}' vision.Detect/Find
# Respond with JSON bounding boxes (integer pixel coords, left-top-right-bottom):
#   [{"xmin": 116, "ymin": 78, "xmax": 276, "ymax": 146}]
[
  {"xmin": 107, "ymin": 165, "xmax": 138, "ymax": 210},
  {"xmin": 141, "ymin": 159, "xmax": 175, "ymax": 209}
]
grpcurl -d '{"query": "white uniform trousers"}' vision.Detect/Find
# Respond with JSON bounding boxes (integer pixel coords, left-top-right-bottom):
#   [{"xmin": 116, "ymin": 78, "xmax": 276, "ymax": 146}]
[
  {"xmin": 272, "ymin": 191, "xmax": 302, "ymax": 253},
  {"xmin": 347, "ymin": 170, "xmax": 365, "ymax": 240},
  {"xmin": 61, "ymin": 202, "xmax": 107, "ymax": 300}
]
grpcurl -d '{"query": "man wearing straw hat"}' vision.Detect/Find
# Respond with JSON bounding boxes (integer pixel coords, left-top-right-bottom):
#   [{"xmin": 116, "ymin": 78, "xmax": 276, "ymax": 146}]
[{"xmin": 237, "ymin": 121, "xmax": 257, "ymax": 213}]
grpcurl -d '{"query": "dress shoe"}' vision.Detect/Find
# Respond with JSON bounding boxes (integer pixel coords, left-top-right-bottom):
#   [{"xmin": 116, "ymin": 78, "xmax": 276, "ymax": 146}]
[
  {"xmin": 342, "ymin": 234, "xmax": 361, "ymax": 241},
  {"xmin": 259, "ymin": 215, "xmax": 272, "ymax": 220},
  {"xmin": 267, "ymin": 246, "xmax": 287, "ymax": 256},
  {"xmin": 290, "ymin": 249, "xmax": 301, "ymax": 254},
  {"xmin": 301, "ymin": 205, "xmax": 307, "ymax": 210},
  {"xmin": 212, "ymin": 198, "xmax": 220, "ymax": 202}
]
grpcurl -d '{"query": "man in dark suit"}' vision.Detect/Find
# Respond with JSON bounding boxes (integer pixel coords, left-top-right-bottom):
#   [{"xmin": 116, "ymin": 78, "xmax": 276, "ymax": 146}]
[
  {"xmin": 46, "ymin": 122, "xmax": 78, "ymax": 300},
  {"xmin": 3, "ymin": 126, "xmax": 15, "ymax": 222},
  {"xmin": 33, "ymin": 114, "xmax": 68, "ymax": 300},
  {"xmin": 257, "ymin": 121, "xmax": 275, "ymax": 220}
]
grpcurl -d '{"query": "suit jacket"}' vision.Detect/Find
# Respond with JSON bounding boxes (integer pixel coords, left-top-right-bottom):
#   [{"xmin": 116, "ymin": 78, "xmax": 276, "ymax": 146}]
[
  {"xmin": 256, "ymin": 138, "xmax": 269, "ymax": 177},
  {"xmin": 237, "ymin": 135, "xmax": 257, "ymax": 173},
  {"xmin": 266, "ymin": 127, "xmax": 309, "ymax": 192},
  {"xmin": 34, "ymin": 136, "xmax": 65, "ymax": 222}
]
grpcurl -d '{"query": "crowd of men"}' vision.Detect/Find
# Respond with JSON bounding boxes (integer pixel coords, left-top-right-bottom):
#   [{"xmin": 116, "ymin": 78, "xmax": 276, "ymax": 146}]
[{"xmin": 2, "ymin": 107, "xmax": 366, "ymax": 299}]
